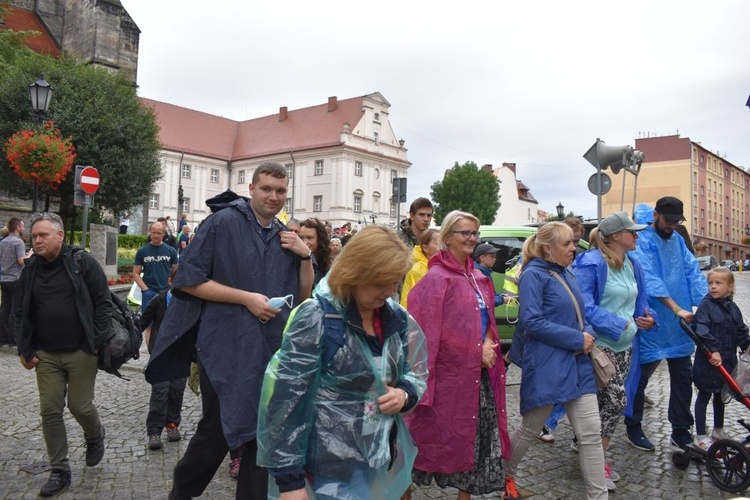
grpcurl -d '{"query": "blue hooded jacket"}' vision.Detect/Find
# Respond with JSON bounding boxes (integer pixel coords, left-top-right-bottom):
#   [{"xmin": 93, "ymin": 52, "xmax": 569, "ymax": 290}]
[{"xmin": 516, "ymin": 257, "xmax": 597, "ymax": 415}]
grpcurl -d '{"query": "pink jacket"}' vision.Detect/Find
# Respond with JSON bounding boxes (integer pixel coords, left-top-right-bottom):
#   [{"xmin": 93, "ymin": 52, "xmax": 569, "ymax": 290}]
[{"xmin": 405, "ymin": 250, "xmax": 510, "ymax": 474}]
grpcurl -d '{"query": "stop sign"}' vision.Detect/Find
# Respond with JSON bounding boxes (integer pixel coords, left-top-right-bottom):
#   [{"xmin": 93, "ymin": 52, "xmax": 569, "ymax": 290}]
[{"xmin": 79, "ymin": 166, "xmax": 100, "ymax": 194}]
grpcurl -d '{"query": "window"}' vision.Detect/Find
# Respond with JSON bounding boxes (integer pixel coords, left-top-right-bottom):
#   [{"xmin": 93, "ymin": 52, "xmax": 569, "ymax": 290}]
[
  {"xmin": 238, "ymin": 170, "xmax": 245, "ymax": 184},
  {"xmin": 182, "ymin": 198, "xmax": 190, "ymax": 213},
  {"xmin": 701, "ymin": 209, "xmax": 705, "ymax": 219},
  {"xmin": 354, "ymin": 195, "xmax": 362, "ymax": 213},
  {"xmin": 210, "ymin": 168, "xmax": 219, "ymax": 183},
  {"xmin": 313, "ymin": 195, "xmax": 322, "ymax": 212},
  {"xmin": 149, "ymin": 193, "xmax": 159, "ymax": 210},
  {"xmin": 700, "ymin": 186, "xmax": 704, "ymax": 196},
  {"xmin": 284, "ymin": 198, "xmax": 293, "ymax": 213},
  {"xmin": 315, "ymin": 160, "xmax": 323, "ymax": 176},
  {"xmin": 355, "ymin": 161, "xmax": 363, "ymax": 177},
  {"xmin": 181, "ymin": 163, "xmax": 191, "ymax": 179},
  {"xmin": 373, "ymin": 132, "xmax": 379, "ymax": 144},
  {"xmin": 374, "ymin": 112, "xmax": 380, "ymax": 122},
  {"xmin": 285, "ymin": 163, "xmax": 293, "ymax": 179}
]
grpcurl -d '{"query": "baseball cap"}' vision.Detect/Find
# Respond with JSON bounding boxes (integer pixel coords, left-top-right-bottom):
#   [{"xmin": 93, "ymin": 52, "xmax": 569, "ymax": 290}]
[
  {"xmin": 655, "ymin": 196, "xmax": 685, "ymax": 222},
  {"xmin": 473, "ymin": 243, "xmax": 499, "ymax": 259},
  {"xmin": 598, "ymin": 211, "xmax": 647, "ymax": 237}
]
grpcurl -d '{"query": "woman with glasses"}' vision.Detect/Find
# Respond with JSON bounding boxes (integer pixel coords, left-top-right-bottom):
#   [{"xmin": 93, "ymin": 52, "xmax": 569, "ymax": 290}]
[
  {"xmin": 405, "ymin": 210, "xmax": 509, "ymax": 500},
  {"xmin": 572, "ymin": 212, "xmax": 656, "ymax": 491},
  {"xmin": 505, "ymin": 222, "xmax": 606, "ymax": 499},
  {"xmin": 300, "ymin": 218, "xmax": 331, "ymax": 288}
]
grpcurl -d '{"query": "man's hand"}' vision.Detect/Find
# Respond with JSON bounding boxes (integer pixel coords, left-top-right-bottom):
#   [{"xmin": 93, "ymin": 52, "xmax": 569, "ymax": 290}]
[
  {"xmin": 280, "ymin": 231, "xmax": 311, "ymax": 258},
  {"xmin": 19, "ymin": 355, "xmax": 39, "ymax": 370},
  {"xmin": 377, "ymin": 387, "xmax": 407, "ymax": 415},
  {"xmin": 244, "ymin": 292, "xmax": 281, "ymax": 322},
  {"xmin": 676, "ymin": 308, "xmax": 694, "ymax": 322}
]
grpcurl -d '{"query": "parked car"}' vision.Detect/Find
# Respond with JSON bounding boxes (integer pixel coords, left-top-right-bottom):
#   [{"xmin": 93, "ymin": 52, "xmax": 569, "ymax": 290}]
[
  {"xmin": 697, "ymin": 255, "xmax": 717, "ymax": 271},
  {"xmin": 478, "ymin": 225, "xmax": 588, "ymax": 347}
]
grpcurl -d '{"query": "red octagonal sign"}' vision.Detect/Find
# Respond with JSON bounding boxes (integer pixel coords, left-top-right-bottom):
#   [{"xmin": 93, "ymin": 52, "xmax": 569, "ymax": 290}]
[{"xmin": 79, "ymin": 166, "xmax": 100, "ymax": 194}]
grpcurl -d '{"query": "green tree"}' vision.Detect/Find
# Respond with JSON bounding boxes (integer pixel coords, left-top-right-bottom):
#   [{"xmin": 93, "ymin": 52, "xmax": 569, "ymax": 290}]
[
  {"xmin": 430, "ymin": 161, "xmax": 501, "ymax": 225},
  {"xmin": 0, "ymin": 38, "xmax": 161, "ymax": 227}
]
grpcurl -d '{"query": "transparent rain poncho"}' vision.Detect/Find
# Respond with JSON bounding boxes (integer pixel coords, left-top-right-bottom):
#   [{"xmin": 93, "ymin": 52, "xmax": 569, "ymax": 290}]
[{"xmin": 257, "ymin": 283, "xmax": 429, "ymax": 499}]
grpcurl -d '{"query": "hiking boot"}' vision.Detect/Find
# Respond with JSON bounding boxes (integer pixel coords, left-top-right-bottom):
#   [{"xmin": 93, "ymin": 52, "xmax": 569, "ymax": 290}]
[
  {"xmin": 166, "ymin": 422, "xmax": 181, "ymax": 442},
  {"xmin": 626, "ymin": 426, "xmax": 655, "ymax": 451},
  {"xmin": 229, "ymin": 457, "xmax": 241, "ymax": 479},
  {"xmin": 712, "ymin": 428, "xmax": 732, "ymax": 441},
  {"xmin": 670, "ymin": 430, "xmax": 693, "ymax": 451},
  {"xmin": 85, "ymin": 426, "xmax": 105, "ymax": 466},
  {"xmin": 504, "ymin": 476, "xmax": 521, "ymax": 499},
  {"xmin": 537, "ymin": 425, "xmax": 554, "ymax": 443},
  {"xmin": 40, "ymin": 469, "xmax": 71, "ymax": 497},
  {"xmin": 149, "ymin": 434, "xmax": 162, "ymax": 450}
]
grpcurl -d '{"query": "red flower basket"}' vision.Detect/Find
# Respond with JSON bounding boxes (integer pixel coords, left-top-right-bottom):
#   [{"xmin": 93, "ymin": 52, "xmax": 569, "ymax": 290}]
[{"xmin": 5, "ymin": 121, "xmax": 76, "ymax": 188}]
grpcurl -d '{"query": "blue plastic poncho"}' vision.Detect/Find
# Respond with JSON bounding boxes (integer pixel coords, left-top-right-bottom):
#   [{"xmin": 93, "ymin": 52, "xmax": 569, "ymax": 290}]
[
  {"xmin": 257, "ymin": 280, "xmax": 429, "ymax": 499},
  {"xmin": 627, "ymin": 204, "xmax": 707, "ymax": 363}
]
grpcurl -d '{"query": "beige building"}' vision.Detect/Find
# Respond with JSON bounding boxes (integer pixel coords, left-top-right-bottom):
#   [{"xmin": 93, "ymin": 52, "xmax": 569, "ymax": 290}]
[
  {"xmin": 602, "ymin": 134, "xmax": 750, "ymax": 262},
  {"xmin": 142, "ymin": 92, "xmax": 411, "ymax": 229}
]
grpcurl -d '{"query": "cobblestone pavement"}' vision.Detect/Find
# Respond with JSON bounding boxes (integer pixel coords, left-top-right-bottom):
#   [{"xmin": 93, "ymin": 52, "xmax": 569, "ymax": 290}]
[{"xmin": 3, "ymin": 273, "xmax": 750, "ymax": 499}]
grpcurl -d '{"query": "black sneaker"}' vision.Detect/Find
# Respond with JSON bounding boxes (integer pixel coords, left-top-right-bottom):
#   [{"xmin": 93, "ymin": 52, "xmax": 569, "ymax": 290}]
[
  {"xmin": 671, "ymin": 431, "xmax": 693, "ymax": 451},
  {"xmin": 626, "ymin": 425, "xmax": 655, "ymax": 451},
  {"xmin": 85, "ymin": 426, "xmax": 105, "ymax": 466},
  {"xmin": 40, "ymin": 469, "xmax": 71, "ymax": 497}
]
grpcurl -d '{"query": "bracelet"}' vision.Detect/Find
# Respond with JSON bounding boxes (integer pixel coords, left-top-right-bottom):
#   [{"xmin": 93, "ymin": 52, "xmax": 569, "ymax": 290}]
[
  {"xmin": 401, "ymin": 389, "xmax": 409, "ymax": 406},
  {"xmin": 673, "ymin": 307, "xmax": 682, "ymax": 316}
]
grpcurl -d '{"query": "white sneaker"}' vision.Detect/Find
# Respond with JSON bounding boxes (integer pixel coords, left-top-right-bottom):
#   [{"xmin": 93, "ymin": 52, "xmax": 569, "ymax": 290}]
[
  {"xmin": 712, "ymin": 428, "xmax": 732, "ymax": 441},
  {"xmin": 695, "ymin": 435, "xmax": 712, "ymax": 450},
  {"xmin": 537, "ymin": 426, "xmax": 555, "ymax": 443},
  {"xmin": 605, "ymin": 477, "xmax": 617, "ymax": 491}
]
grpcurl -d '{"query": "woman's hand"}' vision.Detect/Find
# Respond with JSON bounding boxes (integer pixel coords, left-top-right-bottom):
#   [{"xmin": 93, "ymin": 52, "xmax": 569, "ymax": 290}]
[
  {"xmin": 482, "ymin": 340, "xmax": 498, "ymax": 368},
  {"xmin": 377, "ymin": 386, "xmax": 407, "ymax": 415},
  {"xmin": 280, "ymin": 489, "xmax": 308, "ymax": 500},
  {"xmin": 634, "ymin": 308, "xmax": 656, "ymax": 330},
  {"xmin": 582, "ymin": 332, "xmax": 595, "ymax": 354}
]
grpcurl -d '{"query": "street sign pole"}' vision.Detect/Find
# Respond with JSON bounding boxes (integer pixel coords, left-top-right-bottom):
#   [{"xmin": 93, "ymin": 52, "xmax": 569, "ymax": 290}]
[
  {"xmin": 74, "ymin": 166, "xmax": 100, "ymax": 249},
  {"xmin": 81, "ymin": 194, "xmax": 91, "ymax": 249}
]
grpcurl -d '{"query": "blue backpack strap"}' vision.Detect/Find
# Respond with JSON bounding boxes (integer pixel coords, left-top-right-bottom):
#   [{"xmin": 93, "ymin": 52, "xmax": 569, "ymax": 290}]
[{"xmin": 317, "ymin": 295, "xmax": 345, "ymax": 366}]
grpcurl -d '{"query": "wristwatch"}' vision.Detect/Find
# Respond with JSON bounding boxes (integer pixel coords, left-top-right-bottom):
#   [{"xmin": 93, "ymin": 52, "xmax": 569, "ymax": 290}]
[
  {"xmin": 300, "ymin": 249, "xmax": 312, "ymax": 260},
  {"xmin": 401, "ymin": 388, "xmax": 409, "ymax": 405}
]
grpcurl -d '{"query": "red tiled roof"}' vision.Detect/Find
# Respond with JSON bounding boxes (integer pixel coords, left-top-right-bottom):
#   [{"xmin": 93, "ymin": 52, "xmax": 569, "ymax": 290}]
[
  {"xmin": 517, "ymin": 180, "xmax": 538, "ymax": 203},
  {"xmin": 232, "ymin": 98, "xmax": 364, "ymax": 160},
  {"xmin": 140, "ymin": 98, "xmax": 239, "ymax": 160},
  {"xmin": 140, "ymin": 95, "xmax": 367, "ymax": 162},
  {"xmin": 2, "ymin": 6, "xmax": 60, "ymax": 57}
]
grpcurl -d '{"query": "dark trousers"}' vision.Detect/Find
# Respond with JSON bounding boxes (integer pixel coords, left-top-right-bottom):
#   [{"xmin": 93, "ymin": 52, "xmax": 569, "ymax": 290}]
[
  {"xmin": 0, "ymin": 281, "xmax": 19, "ymax": 344},
  {"xmin": 147, "ymin": 378, "xmax": 187, "ymax": 435},
  {"xmin": 171, "ymin": 364, "xmax": 268, "ymax": 499},
  {"xmin": 694, "ymin": 390, "xmax": 725, "ymax": 435},
  {"xmin": 625, "ymin": 356, "xmax": 695, "ymax": 433}
]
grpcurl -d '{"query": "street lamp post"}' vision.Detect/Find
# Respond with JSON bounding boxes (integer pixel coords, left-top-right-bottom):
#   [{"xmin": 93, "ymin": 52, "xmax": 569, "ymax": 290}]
[
  {"xmin": 556, "ymin": 202, "xmax": 565, "ymax": 220},
  {"xmin": 370, "ymin": 213, "xmax": 377, "ymax": 225},
  {"xmin": 28, "ymin": 73, "xmax": 53, "ymax": 213}
]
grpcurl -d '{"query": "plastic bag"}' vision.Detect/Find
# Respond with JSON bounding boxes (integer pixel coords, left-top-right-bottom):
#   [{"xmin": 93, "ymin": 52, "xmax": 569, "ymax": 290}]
[{"xmin": 722, "ymin": 350, "xmax": 750, "ymax": 404}]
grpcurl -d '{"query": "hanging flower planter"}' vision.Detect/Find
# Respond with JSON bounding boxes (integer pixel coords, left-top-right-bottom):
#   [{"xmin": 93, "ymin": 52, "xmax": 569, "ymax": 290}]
[{"xmin": 5, "ymin": 121, "xmax": 76, "ymax": 188}]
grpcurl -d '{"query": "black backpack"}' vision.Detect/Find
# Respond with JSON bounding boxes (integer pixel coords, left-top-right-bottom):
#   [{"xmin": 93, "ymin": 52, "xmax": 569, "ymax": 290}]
[{"xmin": 72, "ymin": 248, "xmax": 143, "ymax": 378}]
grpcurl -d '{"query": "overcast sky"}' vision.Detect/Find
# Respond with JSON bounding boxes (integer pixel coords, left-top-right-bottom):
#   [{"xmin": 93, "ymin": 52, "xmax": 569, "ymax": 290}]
[{"xmin": 122, "ymin": 0, "xmax": 750, "ymax": 219}]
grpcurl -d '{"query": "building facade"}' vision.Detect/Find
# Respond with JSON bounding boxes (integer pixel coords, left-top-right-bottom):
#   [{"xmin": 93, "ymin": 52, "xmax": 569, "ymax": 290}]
[
  {"xmin": 143, "ymin": 93, "xmax": 411, "ymax": 229},
  {"xmin": 602, "ymin": 134, "xmax": 750, "ymax": 262},
  {"xmin": 490, "ymin": 162, "xmax": 539, "ymax": 225}
]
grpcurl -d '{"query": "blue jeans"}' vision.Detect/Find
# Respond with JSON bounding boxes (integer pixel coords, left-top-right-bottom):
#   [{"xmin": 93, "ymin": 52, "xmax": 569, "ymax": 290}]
[
  {"xmin": 141, "ymin": 288, "xmax": 158, "ymax": 313},
  {"xmin": 545, "ymin": 403, "xmax": 566, "ymax": 431},
  {"xmin": 624, "ymin": 356, "xmax": 694, "ymax": 433}
]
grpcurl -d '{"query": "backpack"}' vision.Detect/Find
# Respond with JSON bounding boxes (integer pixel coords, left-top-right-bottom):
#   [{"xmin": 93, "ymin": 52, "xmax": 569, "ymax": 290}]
[{"xmin": 72, "ymin": 248, "xmax": 143, "ymax": 378}]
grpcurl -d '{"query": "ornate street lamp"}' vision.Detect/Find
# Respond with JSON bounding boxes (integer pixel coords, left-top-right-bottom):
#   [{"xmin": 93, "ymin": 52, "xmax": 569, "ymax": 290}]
[
  {"xmin": 28, "ymin": 73, "xmax": 53, "ymax": 213},
  {"xmin": 556, "ymin": 202, "xmax": 565, "ymax": 220}
]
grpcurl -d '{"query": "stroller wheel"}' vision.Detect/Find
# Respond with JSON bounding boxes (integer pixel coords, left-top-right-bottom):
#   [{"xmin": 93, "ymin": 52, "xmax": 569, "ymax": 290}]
[
  {"xmin": 706, "ymin": 439, "xmax": 750, "ymax": 493},
  {"xmin": 672, "ymin": 451, "xmax": 690, "ymax": 470}
]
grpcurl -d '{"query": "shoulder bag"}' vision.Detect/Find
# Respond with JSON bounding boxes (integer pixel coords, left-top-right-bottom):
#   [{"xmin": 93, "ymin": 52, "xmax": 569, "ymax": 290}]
[{"xmin": 548, "ymin": 270, "xmax": 615, "ymax": 390}]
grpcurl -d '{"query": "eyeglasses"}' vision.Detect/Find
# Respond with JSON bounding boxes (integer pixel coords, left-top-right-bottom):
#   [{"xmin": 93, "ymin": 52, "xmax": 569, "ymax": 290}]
[{"xmin": 453, "ymin": 230, "xmax": 480, "ymax": 239}]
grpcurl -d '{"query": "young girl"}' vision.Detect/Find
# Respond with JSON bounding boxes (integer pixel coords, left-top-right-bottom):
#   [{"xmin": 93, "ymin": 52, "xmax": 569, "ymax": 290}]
[{"xmin": 693, "ymin": 267, "xmax": 750, "ymax": 449}]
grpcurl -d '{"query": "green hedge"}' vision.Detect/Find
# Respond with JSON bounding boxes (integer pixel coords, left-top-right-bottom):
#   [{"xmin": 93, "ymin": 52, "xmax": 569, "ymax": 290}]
[{"xmin": 69, "ymin": 231, "xmax": 147, "ymax": 249}]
